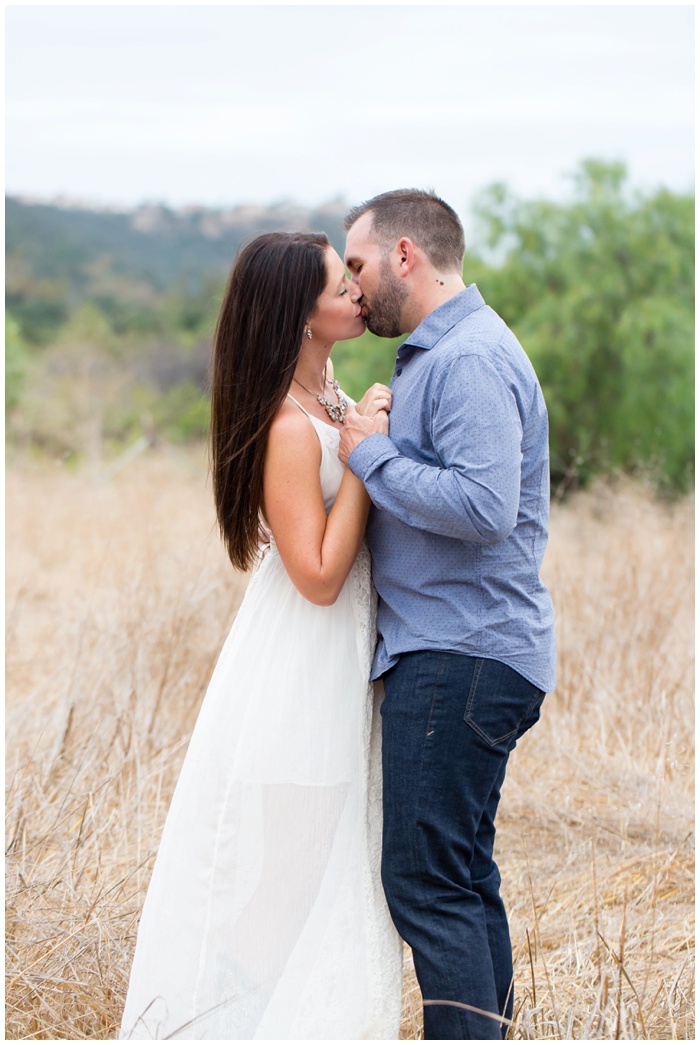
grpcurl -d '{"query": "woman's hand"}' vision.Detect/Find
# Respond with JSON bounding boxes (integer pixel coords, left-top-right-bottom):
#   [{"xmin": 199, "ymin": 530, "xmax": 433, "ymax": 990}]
[
  {"xmin": 374, "ymin": 408, "xmax": 390, "ymax": 436},
  {"xmin": 355, "ymin": 383, "xmax": 392, "ymax": 418}
]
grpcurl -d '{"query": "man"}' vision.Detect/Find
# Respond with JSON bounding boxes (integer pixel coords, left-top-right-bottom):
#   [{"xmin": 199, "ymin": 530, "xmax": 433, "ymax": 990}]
[{"xmin": 339, "ymin": 189, "xmax": 556, "ymax": 1040}]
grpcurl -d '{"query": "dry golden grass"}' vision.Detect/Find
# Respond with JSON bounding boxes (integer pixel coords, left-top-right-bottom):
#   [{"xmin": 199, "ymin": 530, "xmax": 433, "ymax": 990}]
[{"xmin": 6, "ymin": 451, "xmax": 694, "ymax": 1040}]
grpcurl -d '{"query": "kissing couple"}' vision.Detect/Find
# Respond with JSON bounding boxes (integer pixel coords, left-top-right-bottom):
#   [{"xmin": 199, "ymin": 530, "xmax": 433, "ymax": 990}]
[{"xmin": 120, "ymin": 188, "xmax": 556, "ymax": 1040}]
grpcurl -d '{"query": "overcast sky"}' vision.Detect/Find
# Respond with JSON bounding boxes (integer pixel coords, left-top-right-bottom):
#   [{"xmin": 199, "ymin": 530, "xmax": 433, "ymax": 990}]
[{"xmin": 5, "ymin": 3, "xmax": 695, "ymax": 225}]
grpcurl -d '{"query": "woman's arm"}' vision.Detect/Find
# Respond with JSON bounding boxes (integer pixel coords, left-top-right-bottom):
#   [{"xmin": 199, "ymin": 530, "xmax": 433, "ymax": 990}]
[{"xmin": 262, "ymin": 403, "xmax": 378, "ymax": 606}]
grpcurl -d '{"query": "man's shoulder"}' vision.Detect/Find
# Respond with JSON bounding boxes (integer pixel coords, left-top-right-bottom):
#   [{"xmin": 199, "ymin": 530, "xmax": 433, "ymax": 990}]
[
  {"xmin": 431, "ymin": 304, "xmax": 540, "ymax": 393},
  {"xmin": 434, "ymin": 303, "xmax": 514, "ymax": 364}
]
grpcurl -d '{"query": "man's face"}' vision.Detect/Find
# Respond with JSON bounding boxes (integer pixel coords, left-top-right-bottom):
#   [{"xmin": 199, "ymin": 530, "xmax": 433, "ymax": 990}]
[{"xmin": 345, "ymin": 212, "xmax": 409, "ymax": 339}]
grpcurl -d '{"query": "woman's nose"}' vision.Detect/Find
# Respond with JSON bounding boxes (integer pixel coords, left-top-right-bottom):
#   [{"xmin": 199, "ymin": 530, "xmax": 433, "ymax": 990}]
[{"xmin": 349, "ymin": 280, "xmax": 362, "ymax": 301}]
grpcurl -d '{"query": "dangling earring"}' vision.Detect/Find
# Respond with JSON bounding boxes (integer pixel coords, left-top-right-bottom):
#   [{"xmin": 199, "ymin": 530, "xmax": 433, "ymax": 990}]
[{"xmin": 306, "ymin": 327, "xmax": 313, "ymax": 340}]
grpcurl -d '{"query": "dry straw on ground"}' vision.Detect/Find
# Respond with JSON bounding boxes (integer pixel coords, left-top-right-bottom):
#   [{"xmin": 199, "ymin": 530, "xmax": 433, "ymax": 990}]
[{"xmin": 6, "ymin": 451, "xmax": 694, "ymax": 1040}]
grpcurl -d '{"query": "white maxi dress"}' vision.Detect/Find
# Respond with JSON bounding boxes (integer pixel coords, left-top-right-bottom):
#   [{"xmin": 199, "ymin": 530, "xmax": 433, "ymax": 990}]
[{"xmin": 119, "ymin": 396, "xmax": 403, "ymax": 1040}]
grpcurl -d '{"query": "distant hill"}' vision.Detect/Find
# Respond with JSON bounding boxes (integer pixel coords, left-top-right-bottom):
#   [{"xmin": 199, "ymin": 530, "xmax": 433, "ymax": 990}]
[
  {"xmin": 6, "ymin": 194, "xmax": 350, "ymax": 342},
  {"xmin": 6, "ymin": 195, "xmax": 349, "ymax": 289}
]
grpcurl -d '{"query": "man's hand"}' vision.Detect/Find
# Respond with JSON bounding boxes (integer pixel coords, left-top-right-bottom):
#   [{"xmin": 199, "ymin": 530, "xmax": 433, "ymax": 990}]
[{"xmin": 339, "ymin": 406, "xmax": 389, "ymax": 466}]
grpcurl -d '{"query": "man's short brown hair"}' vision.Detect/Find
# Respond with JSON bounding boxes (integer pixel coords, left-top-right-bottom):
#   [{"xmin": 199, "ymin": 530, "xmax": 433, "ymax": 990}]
[{"xmin": 345, "ymin": 188, "xmax": 465, "ymax": 272}]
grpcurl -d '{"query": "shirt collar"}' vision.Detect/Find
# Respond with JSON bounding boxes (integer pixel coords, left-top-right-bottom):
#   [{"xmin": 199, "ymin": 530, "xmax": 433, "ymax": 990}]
[{"xmin": 399, "ymin": 284, "xmax": 485, "ymax": 355}]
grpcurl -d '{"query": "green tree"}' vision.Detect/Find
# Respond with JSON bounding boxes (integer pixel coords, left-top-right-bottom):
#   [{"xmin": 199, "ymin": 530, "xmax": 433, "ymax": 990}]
[{"xmin": 467, "ymin": 160, "xmax": 694, "ymax": 492}]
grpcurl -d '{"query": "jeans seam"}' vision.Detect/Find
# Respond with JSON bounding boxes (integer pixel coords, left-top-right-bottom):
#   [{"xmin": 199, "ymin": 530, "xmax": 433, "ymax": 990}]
[
  {"xmin": 465, "ymin": 657, "xmax": 485, "ymax": 718},
  {"xmin": 413, "ymin": 653, "xmax": 446, "ymax": 888},
  {"xmin": 424, "ymin": 653, "xmax": 446, "ymax": 738}
]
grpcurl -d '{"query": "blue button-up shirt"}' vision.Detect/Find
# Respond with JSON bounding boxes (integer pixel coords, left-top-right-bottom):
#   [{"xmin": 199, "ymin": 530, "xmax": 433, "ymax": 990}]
[{"xmin": 348, "ymin": 285, "xmax": 556, "ymax": 693}]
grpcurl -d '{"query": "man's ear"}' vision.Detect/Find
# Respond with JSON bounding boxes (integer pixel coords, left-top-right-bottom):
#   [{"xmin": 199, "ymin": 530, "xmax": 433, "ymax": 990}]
[{"xmin": 397, "ymin": 237, "xmax": 416, "ymax": 278}]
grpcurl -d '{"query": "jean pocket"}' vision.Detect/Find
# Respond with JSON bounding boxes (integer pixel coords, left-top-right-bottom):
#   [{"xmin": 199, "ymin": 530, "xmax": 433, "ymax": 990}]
[{"xmin": 463, "ymin": 658, "xmax": 545, "ymax": 750}]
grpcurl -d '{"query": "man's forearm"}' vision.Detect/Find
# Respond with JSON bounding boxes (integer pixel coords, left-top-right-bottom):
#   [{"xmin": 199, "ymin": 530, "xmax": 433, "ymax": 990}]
[{"xmin": 348, "ymin": 434, "xmax": 520, "ymax": 544}]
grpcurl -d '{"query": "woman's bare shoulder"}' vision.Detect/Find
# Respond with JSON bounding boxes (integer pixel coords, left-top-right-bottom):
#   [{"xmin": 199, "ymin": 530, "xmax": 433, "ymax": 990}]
[
  {"xmin": 267, "ymin": 397, "xmax": 320, "ymax": 458},
  {"xmin": 263, "ymin": 397, "xmax": 323, "ymax": 523}
]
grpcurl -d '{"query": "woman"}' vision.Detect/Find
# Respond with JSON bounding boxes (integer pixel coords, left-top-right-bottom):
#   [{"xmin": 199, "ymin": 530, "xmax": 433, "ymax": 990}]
[{"xmin": 119, "ymin": 232, "xmax": 403, "ymax": 1040}]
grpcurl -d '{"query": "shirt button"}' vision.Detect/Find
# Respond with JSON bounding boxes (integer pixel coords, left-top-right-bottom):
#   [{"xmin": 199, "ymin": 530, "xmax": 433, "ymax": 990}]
[{"xmin": 395, "ymin": 367, "xmax": 403, "ymax": 376}]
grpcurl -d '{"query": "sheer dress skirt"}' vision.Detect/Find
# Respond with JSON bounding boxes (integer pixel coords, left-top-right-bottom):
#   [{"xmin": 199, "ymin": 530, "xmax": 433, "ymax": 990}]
[{"xmin": 120, "ymin": 408, "xmax": 402, "ymax": 1040}]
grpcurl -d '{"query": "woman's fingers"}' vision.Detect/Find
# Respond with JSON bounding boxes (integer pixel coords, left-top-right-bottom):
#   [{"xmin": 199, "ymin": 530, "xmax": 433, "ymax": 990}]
[
  {"xmin": 374, "ymin": 408, "xmax": 390, "ymax": 435},
  {"xmin": 355, "ymin": 383, "xmax": 393, "ymax": 417}
]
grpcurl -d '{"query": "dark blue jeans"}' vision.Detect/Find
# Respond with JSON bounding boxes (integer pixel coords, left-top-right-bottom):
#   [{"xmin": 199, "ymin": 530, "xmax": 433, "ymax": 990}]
[{"xmin": 380, "ymin": 651, "xmax": 545, "ymax": 1040}]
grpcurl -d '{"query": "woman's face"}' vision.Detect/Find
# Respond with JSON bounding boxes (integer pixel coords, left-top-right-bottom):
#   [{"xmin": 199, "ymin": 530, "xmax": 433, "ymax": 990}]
[{"xmin": 307, "ymin": 248, "xmax": 365, "ymax": 345}]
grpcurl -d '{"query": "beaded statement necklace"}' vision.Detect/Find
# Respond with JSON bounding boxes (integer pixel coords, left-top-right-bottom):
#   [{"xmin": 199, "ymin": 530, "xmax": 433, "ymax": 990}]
[{"xmin": 292, "ymin": 374, "xmax": 348, "ymax": 425}]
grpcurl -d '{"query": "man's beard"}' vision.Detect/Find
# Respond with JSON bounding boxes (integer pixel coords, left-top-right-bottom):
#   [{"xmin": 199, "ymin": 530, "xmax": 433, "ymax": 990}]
[{"xmin": 363, "ymin": 256, "xmax": 408, "ymax": 338}]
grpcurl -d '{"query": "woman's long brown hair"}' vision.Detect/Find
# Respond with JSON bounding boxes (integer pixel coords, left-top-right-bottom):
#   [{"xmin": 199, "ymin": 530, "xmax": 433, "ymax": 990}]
[{"xmin": 210, "ymin": 231, "xmax": 330, "ymax": 571}]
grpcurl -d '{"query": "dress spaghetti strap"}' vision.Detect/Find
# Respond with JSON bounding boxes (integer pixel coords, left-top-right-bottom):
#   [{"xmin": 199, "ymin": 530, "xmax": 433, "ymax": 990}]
[{"xmin": 286, "ymin": 392, "xmax": 312, "ymax": 419}]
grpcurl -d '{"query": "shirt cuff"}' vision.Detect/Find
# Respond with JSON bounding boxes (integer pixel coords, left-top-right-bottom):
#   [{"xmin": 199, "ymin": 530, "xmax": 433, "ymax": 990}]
[{"xmin": 347, "ymin": 433, "xmax": 398, "ymax": 480}]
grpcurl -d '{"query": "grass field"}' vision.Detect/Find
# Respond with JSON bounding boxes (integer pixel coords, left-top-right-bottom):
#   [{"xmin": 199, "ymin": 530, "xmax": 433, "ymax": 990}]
[{"xmin": 5, "ymin": 450, "xmax": 694, "ymax": 1040}]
